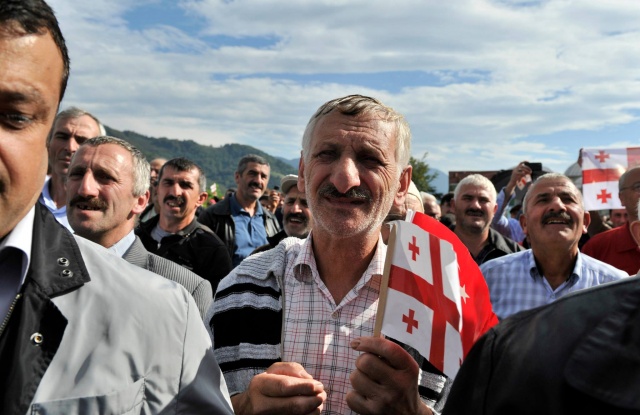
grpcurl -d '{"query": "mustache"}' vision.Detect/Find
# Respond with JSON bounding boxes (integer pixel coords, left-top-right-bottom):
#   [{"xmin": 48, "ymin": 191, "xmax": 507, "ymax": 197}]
[
  {"xmin": 318, "ymin": 184, "xmax": 372, "ymax": 201},
  {"xmin": 542, "ymin": 211, "xmax": 572, "ymax": 223},
  {"xmin": 284, "ymin": 212, "xmax": 308, "ymax": 224},
  {"xmin": 163, "ymin": 195, "xmax": 185, "ymax": 204},
  {"xmin": 69, "ymin": 195, "xmax": 108, "ymax": 210},
  {"xmin": 249, "ymin": 182, "xmax": 263, "ymax": 190},
  {"xmin": 464, "ymin": 208, "xmax": 485, "ymax": 216}
]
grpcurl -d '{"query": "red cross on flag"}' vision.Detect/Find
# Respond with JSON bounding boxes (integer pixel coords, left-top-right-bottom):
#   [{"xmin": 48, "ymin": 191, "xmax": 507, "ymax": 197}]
[
  {"xmin": 582, "ymin": 147, "xmax": 640, "ymax": 210},
  {"xmin": 375, "ymin": 211, "xmax": 498, "ymax": 379}
]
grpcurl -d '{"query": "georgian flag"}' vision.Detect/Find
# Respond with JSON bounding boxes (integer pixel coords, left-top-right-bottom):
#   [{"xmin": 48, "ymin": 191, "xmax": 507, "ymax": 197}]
[
  {"xmin": 582, "ymin": 147, "xmax": 640, "ymax": 210},
  {"xmin": 375, "ymin": 212, "xmax": 498, "ymax": 379}
]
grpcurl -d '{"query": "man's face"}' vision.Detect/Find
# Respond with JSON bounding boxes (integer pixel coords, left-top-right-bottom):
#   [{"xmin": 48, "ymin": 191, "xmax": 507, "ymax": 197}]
[
  {"xmin": 235, "ymin": 162, "xmax": 270, "ymax": 203},
  {"xmin": 156, "ymin": 166, "xmax": 206, "ymax": 223},
  {"xmin": 149, "ymin": 158, "xmax": 166, "ymax": 206},
  {"xmin": 283, "ymin": 187, "xmax": 312, "ymax": 238},
  {"xmin": 521, "ymin": 177, "xmax": 589, "ymax": 251},
  {"xmin": 619, "ymin": 168, "xmax": 640, "ymax": 222},
  {"xmin": 453, "ymin": 184, "xmax": 497, "ymax": 235},
  {"xmin": 611, "ymin": 209, "xmax": 628, "ymax": 228},
  {"xmin": 67, "ymin": 144, "xmax": 147, "ymax": 247},
  {"xmin": 299, "ymin": 111, "xmax": 409, "ymax": 239},
  {"xmin": 48, "ymin": 114, "xmax": 101, "ymax": 179},
  {"xmin": 424, "ymin": 199, "xmax": 441, "ymax": 220},
  {"xmin": 0, "ymin": 29, "xmax": 62, "ymax": 238}
]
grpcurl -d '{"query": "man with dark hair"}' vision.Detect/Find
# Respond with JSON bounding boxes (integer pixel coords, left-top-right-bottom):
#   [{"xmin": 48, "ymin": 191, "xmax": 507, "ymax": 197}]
[
  {"xmin": 199, "ymin": 154, "xmax": 281, "ymax": 266},
  {"xmin": 40, "ymin": 106, "xmax": 105, "ymax": 230},
  {"xmin": 0, "ymin": 1, "xmax": 233, "ymax": 413},
  {"xmin": 67, "ymin": 137, "xmax": 213, "ymax": 318},
  {"xmin": 136, "ymin": 157, "xmax": 232, "ymax": 292}
]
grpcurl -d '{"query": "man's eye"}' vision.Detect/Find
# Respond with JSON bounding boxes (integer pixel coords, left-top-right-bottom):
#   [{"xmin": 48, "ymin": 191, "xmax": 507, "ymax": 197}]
[{"xmin": 0, "ymin": 113, "xmax": 32, "ymax": 130}]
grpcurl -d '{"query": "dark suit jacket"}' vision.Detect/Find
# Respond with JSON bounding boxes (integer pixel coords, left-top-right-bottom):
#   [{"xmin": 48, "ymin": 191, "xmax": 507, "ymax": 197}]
[{"xmin": 123, "ymin": 236, "xmax": 213, "ymax": 319}]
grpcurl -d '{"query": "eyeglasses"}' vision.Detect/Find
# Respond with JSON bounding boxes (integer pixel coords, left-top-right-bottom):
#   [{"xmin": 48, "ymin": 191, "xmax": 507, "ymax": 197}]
[{"xmin": 620, "ymin": 182, "xmax": 640, "ymax": 193}]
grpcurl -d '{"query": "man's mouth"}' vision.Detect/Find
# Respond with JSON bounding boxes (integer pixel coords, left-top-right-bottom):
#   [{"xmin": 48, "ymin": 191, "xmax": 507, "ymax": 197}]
[
  {"xmin": 318, "ymin": 185, "xmax": 372, "ymax": 204},
  {"xmin": 70, "ymin": 197, "xmax": 106, "ymax": 211},
  {"xmin": 465, "ymin": 209, "xmax": 484, "ymax": 217},
  {"xmin": 285, "ymin": 214, "xmax": 307, "ymax": 225},
  {"xmin": 542, "ymin": 212, "xmax": 571, "ymax": 225},
  {"xmin": 165, "ymin": 196, "xmax": 185, "ymax": 207}
]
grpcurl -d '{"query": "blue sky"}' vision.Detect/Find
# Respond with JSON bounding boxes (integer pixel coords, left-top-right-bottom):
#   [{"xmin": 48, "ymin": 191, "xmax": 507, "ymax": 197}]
[{"xmin": 50, "ymin": 0, "xmax": 640, "ymax": 179}]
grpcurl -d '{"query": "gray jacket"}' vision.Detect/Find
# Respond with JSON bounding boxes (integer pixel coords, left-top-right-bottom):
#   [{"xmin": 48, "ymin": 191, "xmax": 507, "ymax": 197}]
[
  {"xmin": 0, "ymin": 204, "xmax": 233, "ymax": 414},
  {"xmin": 123, "ymin": 236, "xmax": 213, "ymax": 318}
]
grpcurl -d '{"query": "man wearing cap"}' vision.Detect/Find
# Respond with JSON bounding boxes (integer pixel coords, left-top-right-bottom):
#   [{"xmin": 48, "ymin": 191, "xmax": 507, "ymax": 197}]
[{"xmin": 251, "ymin": 174, "xmax": 313, "ymax": 254}]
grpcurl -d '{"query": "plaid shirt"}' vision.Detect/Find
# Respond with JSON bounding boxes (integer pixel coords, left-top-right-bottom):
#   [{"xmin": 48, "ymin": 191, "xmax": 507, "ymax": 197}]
[
  {"xmin": 481, "ymin": 249, "xmax": 628, "ymax": 320},
  {"xmin": 283, "ymin": 234, "xmax": 385, "ymax": 415}
]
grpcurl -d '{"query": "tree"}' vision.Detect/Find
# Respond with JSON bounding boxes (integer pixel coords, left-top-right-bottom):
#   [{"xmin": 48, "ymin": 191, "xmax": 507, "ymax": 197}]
[{"xmin": 409, "ymin": 152, "xmax": 438, "ymax": 194}]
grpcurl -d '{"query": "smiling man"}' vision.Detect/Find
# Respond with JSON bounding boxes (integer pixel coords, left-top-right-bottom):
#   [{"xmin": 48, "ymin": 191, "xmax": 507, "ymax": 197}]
[
  {"xmin": 136, "ymin": 157, "xmax": 232, "ymax": 292},
  {"xmin": 199, "ymin": 154, "xmax": 281, "ymax": 266},
  {"xmin": 453, "ymin": 174, "xmax": 522, "ymax": 265},
  {"xmin": 209, "ymin": 95, "xmax": 452, "ymax": 415},
  {"xmin": 480, "ymin": 173, "xmax": 627, "ymax": 320}
]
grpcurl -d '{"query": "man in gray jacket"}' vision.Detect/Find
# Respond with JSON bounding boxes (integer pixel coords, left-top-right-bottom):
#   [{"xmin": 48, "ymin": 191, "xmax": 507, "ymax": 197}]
[
  {"xmin": 0, "ymin": 1, "xmax": 233, "ymax": 413},
  {"xmin": 66, "ymin": 136, "xmax": 213, "ymax": 318}
]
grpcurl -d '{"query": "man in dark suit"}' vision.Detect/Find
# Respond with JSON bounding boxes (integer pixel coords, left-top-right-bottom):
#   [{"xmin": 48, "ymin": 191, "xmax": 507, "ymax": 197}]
[{"xmin": 66, "ymin": 136, "xmax": 213, "ymax": 318}]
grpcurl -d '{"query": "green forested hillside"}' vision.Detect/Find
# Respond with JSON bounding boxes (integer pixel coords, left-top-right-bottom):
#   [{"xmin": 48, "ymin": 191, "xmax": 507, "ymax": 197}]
[{"xmin": 104, "ymin": 126, "xmax": 298, "ymax": 193}]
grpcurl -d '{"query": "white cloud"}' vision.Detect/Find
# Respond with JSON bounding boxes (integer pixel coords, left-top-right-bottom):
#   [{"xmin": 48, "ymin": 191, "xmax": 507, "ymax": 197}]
[{"xmin": 49, "ymin": 0, "xmax": 640, "ymax": 176}]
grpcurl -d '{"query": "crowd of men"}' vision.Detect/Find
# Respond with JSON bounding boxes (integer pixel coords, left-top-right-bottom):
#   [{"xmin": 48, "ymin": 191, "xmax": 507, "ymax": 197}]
[{"xmin": 1, "ymin": 0, "xmax": 639, "ymax": 413}]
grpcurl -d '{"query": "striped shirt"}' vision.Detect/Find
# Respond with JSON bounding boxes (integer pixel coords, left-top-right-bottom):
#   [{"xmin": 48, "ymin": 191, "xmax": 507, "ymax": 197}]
[{"xmin": 481, "ymin": 249, "xmax": 627, "ymax": 320}]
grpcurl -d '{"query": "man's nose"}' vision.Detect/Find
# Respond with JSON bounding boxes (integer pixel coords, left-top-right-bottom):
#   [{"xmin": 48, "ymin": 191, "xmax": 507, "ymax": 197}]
[
  {"xmin": 331, "ymin": 157, "xmax": 361, "ymax": 194},
  {"xmin": 77, "ymin": 172, "xmax": 98, "ymax": 197}
]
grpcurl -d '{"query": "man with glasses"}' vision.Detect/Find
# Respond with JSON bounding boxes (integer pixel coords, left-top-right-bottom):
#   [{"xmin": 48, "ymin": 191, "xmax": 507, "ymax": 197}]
[{"xmin": 583, "ymin": 166, "xmax": 640, "ymax": 275}]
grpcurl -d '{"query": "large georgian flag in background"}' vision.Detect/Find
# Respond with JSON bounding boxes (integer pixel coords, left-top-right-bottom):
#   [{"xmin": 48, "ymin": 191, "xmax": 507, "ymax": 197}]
[
  {"xmin": 582, "ymin": 147, "xmax": 640, "ymax": 210},
  {"xmin": 375, "ymin": 211, "xmax": 498, "ymax": 379}
]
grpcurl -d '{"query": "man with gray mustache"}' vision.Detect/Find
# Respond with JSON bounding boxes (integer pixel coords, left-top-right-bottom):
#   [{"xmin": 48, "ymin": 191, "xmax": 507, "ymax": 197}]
[{"xmin": 480, "ymin": 172, "xmax": 627, "ymax": 320}]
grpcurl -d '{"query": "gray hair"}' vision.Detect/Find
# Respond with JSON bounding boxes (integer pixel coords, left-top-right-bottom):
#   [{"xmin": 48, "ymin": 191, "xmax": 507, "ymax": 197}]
[
  {"xmin": 522, "ymin": 172, "xmax": 584, "ymax": 214},
  {"xmin": 236, "ymin": 154, "xmax": 269, "ymax": 175},
  {"xmin": 48, "ymin": 106, "xmax": 106, "ymax": 144},
  {"xmin": 301, "ymin": 95, "xmax": 411, "ymax": 170},
  {"xmin": 454, "ymin": 174, "xmax": 497, "ymax": 202},
  {"xmin": 619, "ymin": 165, "xmax": 640, "ymax": 189},
  {"xmin": 77, "ymin": 136, "xmax": 150, "ymax": 197}
]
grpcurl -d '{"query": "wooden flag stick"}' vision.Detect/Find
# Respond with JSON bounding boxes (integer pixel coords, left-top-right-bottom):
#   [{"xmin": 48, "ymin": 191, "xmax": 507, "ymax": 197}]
[{"xmin": 373, "ymin": 223, "xmax": 398, "ymax": 337}]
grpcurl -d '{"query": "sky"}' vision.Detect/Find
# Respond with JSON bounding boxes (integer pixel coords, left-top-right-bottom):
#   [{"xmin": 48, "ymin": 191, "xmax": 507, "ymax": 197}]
[{"xmin": 50, "ymin": 0, "xmax": 640, "ymax": 176}]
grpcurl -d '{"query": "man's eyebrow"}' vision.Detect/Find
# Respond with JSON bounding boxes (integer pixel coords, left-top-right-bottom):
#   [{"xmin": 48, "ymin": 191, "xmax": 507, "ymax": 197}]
[{"xmin": 0, "ymin": 87, "xmax": 44, "ymax": 104}]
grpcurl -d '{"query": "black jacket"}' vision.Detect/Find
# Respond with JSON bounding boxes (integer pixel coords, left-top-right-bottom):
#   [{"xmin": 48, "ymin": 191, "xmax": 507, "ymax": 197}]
[
  {"xmin": 444, "ymin": 276, "xmax": 640, "ymax": 415},
  {"xmin": 0, "ymin": 204, "xmax": 89, "ymax": 414},
  {"xmin": 197, "ymin": 196, "xmax": 281, "ymax": 259},
  {"xmin": 136, "ymin": 216, "xmax": 232, "ymax": 293}
]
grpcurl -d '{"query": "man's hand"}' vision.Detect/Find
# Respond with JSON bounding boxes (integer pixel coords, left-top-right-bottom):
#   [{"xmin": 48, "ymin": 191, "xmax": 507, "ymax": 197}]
[
  {"xmin": 506, "ymin": 161, "xmax": 533, "ymax": 197},
  {"xmin": 347, "ymin": 337, "xmax": 433, "ymax": 415},
  {"xmin": 231, "ymin": 362, "xmax": 326, "ymax": 415}
]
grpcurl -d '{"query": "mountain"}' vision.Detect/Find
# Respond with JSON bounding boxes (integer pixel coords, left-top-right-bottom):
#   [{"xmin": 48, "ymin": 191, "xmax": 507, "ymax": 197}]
[
  {"xmin": 104, "ymin": 126, "xmax": 297, "ymax": 193},
  {"xmin": 429, "ymin": 168, "xmax": 449, "ymax": 195}
]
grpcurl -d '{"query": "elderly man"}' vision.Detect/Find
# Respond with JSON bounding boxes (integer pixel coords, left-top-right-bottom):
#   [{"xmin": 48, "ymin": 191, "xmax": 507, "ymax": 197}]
[
  {"xmin": 252, "ymin": 174, "xmax": 313, "ymax": 254},
  {"xmin": 199, "ymin": 154, "xmax": 281, "ymax": 266},
  {"xmin": 39, "ymin": 106, "xmax": 104, "ymax": 230},
  {"xmin": 66, "ymin": 137, "xmax": 213, "ymax": 318},
  {"xmin": 210, "ymin": 95, "xmax": 453, "ymax": 415},
  {"xmin": 582, "ymin": 166, "xmax": 640, "ymax": 275},
  {"xmin": 136, "ymin": 157, "xmax": 232, "ymax": 292},
  {"xmin": 0, "ymin": 1, "xmax": 233, "ymax": 413},
  {"xmin": 453, "ymin": 174, "xmax": 522, "ymax": 265},
  {"xmin": 481, "ymin": 173, "xmax": 627, "ymax": 320},
  {"xmin": 443, "ymin": 195, "xmax": 640, "ymax": 415}
]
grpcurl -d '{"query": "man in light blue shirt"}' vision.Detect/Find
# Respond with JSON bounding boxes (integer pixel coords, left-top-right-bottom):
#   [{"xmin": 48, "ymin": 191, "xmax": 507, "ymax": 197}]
[{"xmin": 481, "ymin": 172, "xmax": 627, "ymax": 320}]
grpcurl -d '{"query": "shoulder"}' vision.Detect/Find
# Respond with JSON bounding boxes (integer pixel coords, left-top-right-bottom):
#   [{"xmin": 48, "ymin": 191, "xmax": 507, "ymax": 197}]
[
  {"xmin": 481, "ymin": 249, "xmax": 529, "ymax": 274},
  {"xmin": 489, "ymin": 228, "xmax": 523, "ymax": 252},
  {"xmin": 206, "ymin": 198, "xmax": 231, "ymax": 216},
  {"xmin": 579, "ymin": 252, "xmax": 629, "ymax": 279},
  {"xmin": 583, "ymin": 225, "xmax": 622, "ymax": 247}
]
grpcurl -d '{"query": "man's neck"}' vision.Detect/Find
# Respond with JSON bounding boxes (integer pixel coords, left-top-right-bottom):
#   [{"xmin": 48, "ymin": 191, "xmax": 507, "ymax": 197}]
[
  {"xmin": 532, "ymin": 245, "xmax": 579, "ymax": 290},
  {"xmin": 234, "ymin": 193, "xmax": 258, "ymax": 216},
  {"xmin": 311, "ymin": 229, "xmax": 380, "ymax": 305},
  {"xmin": 455, "ymin": 228, "xmax": 490, "ymax": 258},
  {"xmin": 158, "ymin": 214, "xmax": 194, "ymax": 234},
  {"xmin": 49, "ymin": 174, "xmax": 67, "ymax": 209}
]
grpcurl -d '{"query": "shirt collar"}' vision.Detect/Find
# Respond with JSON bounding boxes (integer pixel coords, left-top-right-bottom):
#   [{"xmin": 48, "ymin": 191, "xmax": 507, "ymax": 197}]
[
  {"xmin": 230, "ymin": 193, "xmax": 264, "ymax": 216},
  {"xmin": 0, "ymin": 206, "xmax": 35, "ymax": 289},
  {"xmin": 528, "ymin": 249, "xmax": 581, "ymax": 281},
  {"xmin": 108, "ymin": 230, "xmax": 136, "ymax": 257}
]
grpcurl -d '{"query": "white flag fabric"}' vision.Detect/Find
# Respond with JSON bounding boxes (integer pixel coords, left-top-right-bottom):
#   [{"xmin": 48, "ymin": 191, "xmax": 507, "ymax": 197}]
[
  {"xmin": 581, "ymin": 147, "xmax": 640, "ymax": 210},
  {"xmin": 380, "ymin": 220, "xmax": 463, "ymax": 379}
]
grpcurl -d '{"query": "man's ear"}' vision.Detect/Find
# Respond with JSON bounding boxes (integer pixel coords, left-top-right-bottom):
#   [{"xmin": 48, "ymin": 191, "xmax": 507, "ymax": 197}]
[
  {"xmin": 520, "ymin": 214, "xmax": 528, "ymax": 236},
  {"xmin": 582, "ymin": 210, "xmax": 591, "ymax": 234},
  {"xmin": 630, "ymin": 220, "xmax": 640, "ymax": 246},
  {"xmin": 394, "ymin": 165, "xmax": 412, "ymax": 208},
  {"xmin": 298, "ymin": 153, "xmax": 305, "ymax": 193},
  {"xmin": 132, "ymin": 190, "xmax": 150, "ymax": 215},
  {"xmin": 196, "ymin": 191, "xmax": 207, "ymax": 207}
]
